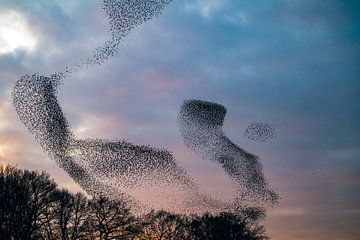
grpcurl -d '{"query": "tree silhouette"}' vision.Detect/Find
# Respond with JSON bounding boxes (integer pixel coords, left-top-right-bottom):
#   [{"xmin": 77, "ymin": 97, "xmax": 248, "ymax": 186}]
[
  {"xmin": 188, "ymin": 211, "xmax": 269, "ymax": 240},
  {"xmin": 0, "ymin": 165, "xmax": 57, "ymax": 239},
  {"xmin": 137, "ymin": 210, "xmax": 189, "ymax": 240},
  {"xmin": 84, "ymin": 196, "xmax": 139, "ymax": 240},
  {"xmin": 40, "ymin": 190, "xmax": 88, "ymax": 240},
  {"xmin": 0, "ymin": 164, "xmax": 270, "ymax": 240}
]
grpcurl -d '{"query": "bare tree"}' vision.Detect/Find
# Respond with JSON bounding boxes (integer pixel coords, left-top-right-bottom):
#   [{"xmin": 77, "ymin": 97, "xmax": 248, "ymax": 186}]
[
  {"xmin": 45, "ymin": 190, "xmax": 88, "ymax": 240},
  {"xmin": 137, "ymin": 210, "xmax": 189, "ymax": 240},
  {"xmin": 0, "ymin": 165, "xmax": 57, "ymax": 239},
  {"xmin": 84, "ymin": 196, "xmax": 139, "ymax": 240}
]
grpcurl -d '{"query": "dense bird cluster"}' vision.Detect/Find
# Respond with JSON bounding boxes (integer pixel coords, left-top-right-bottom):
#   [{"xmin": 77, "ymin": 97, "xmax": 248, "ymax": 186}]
[
  {"xmin": 178, "ymin": 100, "xmax": 278, "ymax": 205},
  {"xmin": 84, "ymin": 0, "xmax": 173, "ymax": 67},
  {"xmin": 61, "ymin": 0, "xmax": 173, "ymax": 78},
  {"xmin": 12, "ymin": 0, "xmax": 278, "ymax": 213},
  {"xmin": 12, "ymin": 74, "xmax": 135, "ymax": 205},
  {"xmin": 244, "ymin": 122, "xmax": 276, "ymax": 142}
]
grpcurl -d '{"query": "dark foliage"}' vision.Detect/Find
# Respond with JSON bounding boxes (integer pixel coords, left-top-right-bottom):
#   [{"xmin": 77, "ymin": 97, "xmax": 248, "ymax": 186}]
[
  {"xmin": 188, "ymin": 212, "xmax": 268, "ymax": 240},
  {"xmin": 0, "ymin": 165, "xmax": 269, "ymax": 240}
]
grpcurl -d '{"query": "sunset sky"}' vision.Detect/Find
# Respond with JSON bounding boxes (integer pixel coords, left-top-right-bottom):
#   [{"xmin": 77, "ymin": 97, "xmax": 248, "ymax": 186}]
[{"xmin": 0, "ymin": 0, "xmax": 359, "ymax": 239}]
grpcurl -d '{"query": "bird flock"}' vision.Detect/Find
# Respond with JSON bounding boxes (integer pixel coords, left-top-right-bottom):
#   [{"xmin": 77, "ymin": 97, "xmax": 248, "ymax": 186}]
[
  {"xmin": 12, "ymin": 0, "xmax": 278, "ymax": 213},
  {"xmin": 244, "ymin": 122, "xmax": 276, "ymax": 142}
]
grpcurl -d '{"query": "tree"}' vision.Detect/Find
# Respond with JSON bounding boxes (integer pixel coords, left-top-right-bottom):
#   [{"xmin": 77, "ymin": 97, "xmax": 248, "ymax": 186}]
[
  {"xmin": 0, "ymin": 165, "xmax": 57, "ymax": 239},
  {"xmin": 137, "ymin": 210, "xmax": 189, "ymax": 240},
  {"xmin": 40, "ymin": 190, "xmax": 89, "ymax": 240},
  {"xmin": 0, "ymin": 165, "xmax": 141, "ymax": 240},
  {"xmin": 188, "ymin": 211, "xmax": 268, "ymax": 240},
  {"xmin": 84, "ymin": 196, "xmax": 139, "ymax": 240}
]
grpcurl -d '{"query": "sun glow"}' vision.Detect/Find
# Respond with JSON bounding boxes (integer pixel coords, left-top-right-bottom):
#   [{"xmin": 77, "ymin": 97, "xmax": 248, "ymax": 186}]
[{"xmin": 0, "ymin": 10, "xmax": 37, "ymax": 54}]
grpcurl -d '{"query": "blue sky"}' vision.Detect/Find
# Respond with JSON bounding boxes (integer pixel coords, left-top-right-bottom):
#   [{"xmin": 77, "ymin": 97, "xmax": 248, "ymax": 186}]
[{"xmin": 0, "ymin": 0, "xmax": 359, "ymax": 239}]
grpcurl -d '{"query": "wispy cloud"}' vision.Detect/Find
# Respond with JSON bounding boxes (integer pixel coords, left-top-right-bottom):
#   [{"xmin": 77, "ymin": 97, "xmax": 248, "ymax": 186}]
[{"xmin": 184, "ymin": 0, "xmax": 225, "ymax": 18}]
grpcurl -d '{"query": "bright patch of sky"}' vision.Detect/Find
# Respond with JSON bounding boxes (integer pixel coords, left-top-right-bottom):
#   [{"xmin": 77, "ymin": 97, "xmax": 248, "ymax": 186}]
[
  {"xmin": 0, "ymin": 10, "xmax": 37, "ymax": 55},
  {"xmin": 185, "ymin": 0, "xmax": 225, "ymax": 18}
]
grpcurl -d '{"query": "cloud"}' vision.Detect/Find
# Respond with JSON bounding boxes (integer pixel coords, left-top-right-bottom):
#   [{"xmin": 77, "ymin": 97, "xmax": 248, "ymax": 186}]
[
  {"xmin": 269, "ymin": 207, "xmax": 305, "ymax": 217},
  {"xmin": 184, "ymin": 0, "xmax": 225, "ymax": 18},
  {"xmin": 0, "ymin": 10, "xmax": 38, "ymax": 55}
]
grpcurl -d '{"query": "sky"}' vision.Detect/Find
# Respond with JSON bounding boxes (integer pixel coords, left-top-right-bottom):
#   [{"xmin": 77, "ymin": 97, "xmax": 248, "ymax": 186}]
[{"xmin": 0, "ymin": 0, "xmax": 359, "ymax": 239}]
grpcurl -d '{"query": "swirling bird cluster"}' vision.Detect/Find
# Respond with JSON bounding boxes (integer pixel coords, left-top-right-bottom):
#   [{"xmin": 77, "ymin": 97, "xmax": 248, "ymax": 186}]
[
  {"xmin": 12, "ymin": 0, "xmax": 278, "ymax": 214},
  {"xmin": 244, "ymin": 122, "xmax": 276, "ymax": 142}
]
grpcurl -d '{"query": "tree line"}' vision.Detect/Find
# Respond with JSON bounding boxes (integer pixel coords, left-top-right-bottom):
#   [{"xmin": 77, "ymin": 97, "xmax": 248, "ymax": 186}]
[{"xmin": 0, "ymin": 165, "xmax": 269, "ymax": 240}]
